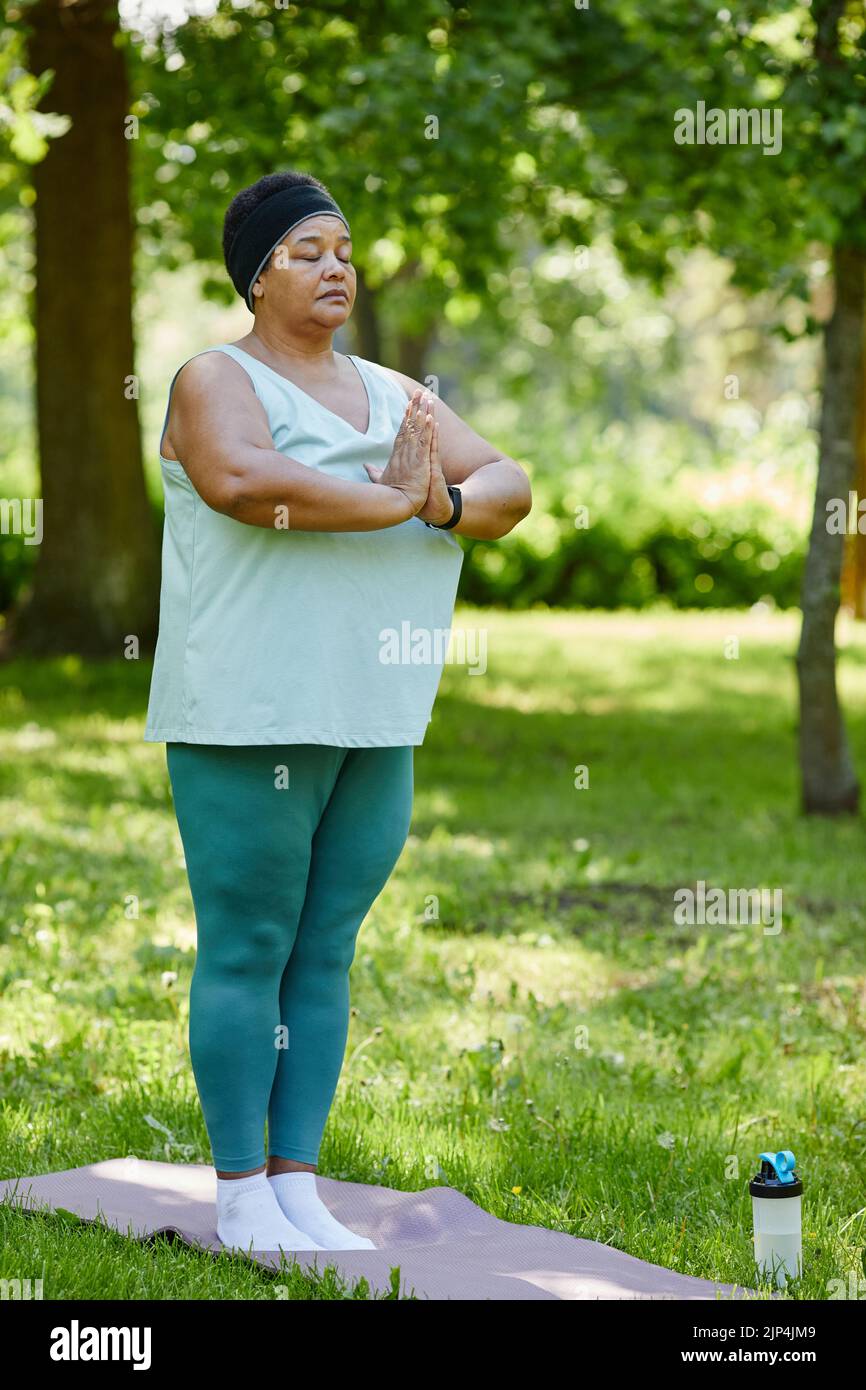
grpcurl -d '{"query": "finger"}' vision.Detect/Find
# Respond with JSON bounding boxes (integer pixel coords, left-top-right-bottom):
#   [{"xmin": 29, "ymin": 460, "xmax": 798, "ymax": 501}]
[
  {"xmin": 398, "ymin": 392, "xmax": 419, "ymax": 440},
  {"xmin": 431, "ymin": 418, "xmax": 441, "ymax": 470},
  {"xmin": 410, "ymin": 390, "xmax": 430, "ymax": 432},
  {"xmin": 397, "ymin": 398, "xmax": 418, "ymax": 443},
  {"xmin": 419, "ymin": 411, "xmax": 435, "ymax": 461},
  {"xmin": 403, "ymin": 393, "xmax": 422, "ymax": 437},
  {"xmin": 364, "ymin": 463, "xmax": 384, "ymax": 482},
  {"xmin": 412, "ymin": 408, "xmax": 432, "ymax": 440}
]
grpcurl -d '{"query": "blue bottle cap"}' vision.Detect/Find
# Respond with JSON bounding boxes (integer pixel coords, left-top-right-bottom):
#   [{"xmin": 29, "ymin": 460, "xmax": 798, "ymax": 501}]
[
  {"xmin": 759, "ymin": 1150, "xmax": 796, "ymax": 1183},
  {"xmin": 750, "ymin": 1149, "xmax": 802, "ymax": 1198}
]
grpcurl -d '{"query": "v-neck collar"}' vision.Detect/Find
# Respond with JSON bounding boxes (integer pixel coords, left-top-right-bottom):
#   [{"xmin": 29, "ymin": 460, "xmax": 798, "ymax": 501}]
[{"xmin": 228, "ymin": 345, "xmax": 374, "ymax": 438}]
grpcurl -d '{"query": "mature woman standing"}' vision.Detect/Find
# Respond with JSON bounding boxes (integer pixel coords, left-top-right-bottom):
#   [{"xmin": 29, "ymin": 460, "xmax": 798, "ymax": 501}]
[{"xmin": 144, "ymin": 170, "xmax": 531, "ymax": 1256}]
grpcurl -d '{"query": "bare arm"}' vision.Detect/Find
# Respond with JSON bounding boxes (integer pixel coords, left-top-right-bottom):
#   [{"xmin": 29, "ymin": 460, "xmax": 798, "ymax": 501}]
[
  {"xmin": 382, "ymin": 367, "xmax": 532, "ymax": 540},
  {"xmin": 163, "ymin": 352, "xmax": 430, "ymax": 532}
]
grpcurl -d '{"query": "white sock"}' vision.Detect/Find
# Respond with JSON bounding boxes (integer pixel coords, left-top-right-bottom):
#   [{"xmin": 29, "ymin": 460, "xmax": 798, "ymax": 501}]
[
  {"xmin": 216, "ymin": 1171, "xmax": 323, "ymax": 1253},
  {"xmin": 268, "ymin": 1172, "xmax": 376, "ymax": 1250}
]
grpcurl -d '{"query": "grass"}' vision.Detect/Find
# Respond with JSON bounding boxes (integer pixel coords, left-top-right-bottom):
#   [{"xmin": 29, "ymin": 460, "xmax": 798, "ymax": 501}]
[{"xmin": 1, "ymin": 606, "xmax": 865, "ymax": 1300}]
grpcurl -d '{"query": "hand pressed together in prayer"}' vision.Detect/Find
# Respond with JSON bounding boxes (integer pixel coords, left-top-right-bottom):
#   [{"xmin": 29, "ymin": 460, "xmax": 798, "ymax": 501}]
[{"xmin": 364, "ymin": 389, "xmax": 453, "ymax": 525}]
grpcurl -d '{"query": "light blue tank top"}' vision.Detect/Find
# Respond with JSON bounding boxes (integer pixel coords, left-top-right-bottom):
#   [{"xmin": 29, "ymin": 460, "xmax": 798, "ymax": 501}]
[{"xmin": 143, "ymin": 344, "xmax": 463, "ymax": 747}]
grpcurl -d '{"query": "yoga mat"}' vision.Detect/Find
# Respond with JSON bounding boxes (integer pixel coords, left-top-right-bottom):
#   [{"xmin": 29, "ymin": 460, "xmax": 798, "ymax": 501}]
[{"xmin": 1, "ymin": 1157, "xmax": 765, "ymax": 1301}]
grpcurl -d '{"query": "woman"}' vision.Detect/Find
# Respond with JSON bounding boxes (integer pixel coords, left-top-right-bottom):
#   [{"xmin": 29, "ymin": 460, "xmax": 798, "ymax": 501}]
[{"xmin": 144, "ymin": 170, "xmax": 531, "ymax": 1255}]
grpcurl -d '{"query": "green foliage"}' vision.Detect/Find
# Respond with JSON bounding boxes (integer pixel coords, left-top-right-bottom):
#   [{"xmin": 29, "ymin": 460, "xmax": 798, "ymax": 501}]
[
  {"xmin": 460, "ymin": 515, "xmax": 803, "ymax": 611},
  {"xmin": 0, "ymin": 8, "xmax": 70, "ymax": 248},
  {"xmin": 127, "ymin": 0, "xmax": 588, "ymax": 317},
  {"xmin": 541, "ymin": 0, "xmax": 866, "ymax": 303},
  {"xmin": 0, "ymin": 529, "xmax": 37, "ymax": 614},
  {"xmin": 0, "ymin": 18, "xmax": 69, "ymax": 177}
]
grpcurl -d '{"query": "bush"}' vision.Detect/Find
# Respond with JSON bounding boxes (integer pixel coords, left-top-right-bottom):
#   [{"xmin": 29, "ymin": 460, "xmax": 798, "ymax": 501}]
[
  {"xmin": 0, "ymin": 531, "xmax": 37, "ymax": 614},
  {"xmin": 457, "ymin": 517, "xmax": 803, "ymax": 610}
]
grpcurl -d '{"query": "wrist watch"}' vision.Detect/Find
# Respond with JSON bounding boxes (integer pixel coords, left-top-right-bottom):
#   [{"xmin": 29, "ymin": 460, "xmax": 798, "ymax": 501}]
[{"xmin": 425, "ymin": 484, "xmax": 462, "ymax": 531}]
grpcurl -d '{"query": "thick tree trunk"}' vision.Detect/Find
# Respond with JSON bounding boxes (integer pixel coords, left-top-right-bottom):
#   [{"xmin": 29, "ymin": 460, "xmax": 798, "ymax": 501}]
[
  {"xmin": 795, "ymin": 244, "xmax": 865, "ymax": 813},
  {"xmin": 13, "ymin": 0, "xmax": 159, "ymax": 656}
]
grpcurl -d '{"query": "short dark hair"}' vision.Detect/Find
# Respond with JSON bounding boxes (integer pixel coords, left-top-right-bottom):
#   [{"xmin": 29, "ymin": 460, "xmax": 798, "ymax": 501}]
[{"xmin": 222, "ymin": 170, "xmax": 333, "ymax": 269}]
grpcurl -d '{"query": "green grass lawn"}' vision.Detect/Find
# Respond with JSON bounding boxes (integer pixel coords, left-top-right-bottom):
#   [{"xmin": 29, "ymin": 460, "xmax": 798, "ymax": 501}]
[{"xmin": 1, "ymin": 607, "xmax": 865, "ymax": 1300}]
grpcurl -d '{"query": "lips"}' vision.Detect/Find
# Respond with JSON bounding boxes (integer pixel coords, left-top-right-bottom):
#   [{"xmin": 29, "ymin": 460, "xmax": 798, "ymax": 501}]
[{"xmin": 320, "ymin": 290, "xmax": 348, "ymax": 301}]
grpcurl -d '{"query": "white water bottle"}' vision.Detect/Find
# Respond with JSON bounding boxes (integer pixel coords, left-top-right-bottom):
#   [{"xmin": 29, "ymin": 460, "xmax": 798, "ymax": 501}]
[{"xmin": 749, "ymin": 1149, "xmax": 802, "ymax": 1287}]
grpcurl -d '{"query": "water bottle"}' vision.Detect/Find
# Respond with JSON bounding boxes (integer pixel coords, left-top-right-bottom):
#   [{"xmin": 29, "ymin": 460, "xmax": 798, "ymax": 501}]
[{"xmin": 749, "ymin": 1149, "xmax": 802, "ymax": 1286}]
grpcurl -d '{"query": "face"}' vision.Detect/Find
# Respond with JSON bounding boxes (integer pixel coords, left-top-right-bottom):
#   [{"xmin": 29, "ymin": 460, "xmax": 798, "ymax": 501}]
[{"xmin": 251, "ymin": 213, "xmax": 355, "ymax": 325}]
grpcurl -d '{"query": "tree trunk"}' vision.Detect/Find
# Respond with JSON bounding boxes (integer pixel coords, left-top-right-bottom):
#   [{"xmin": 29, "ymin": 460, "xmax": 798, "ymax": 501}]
[
  {"xmin": 397, "ymin": 320, "xmax": 435, "ymax": 384},
  {"xmin": 795, "ymin": 244, "xmax": 865, "ymax": 813},
  {"xmin": 351, "ymin": 267, "xmax": 382, "ymax": 362},
  {"xmin": 838, "ymin": 306, "xmax": 866, "ymax": 615},
  {"xmin": 389, "ymin": 257, "xmax": 435, "ymax": 381},
  {"xmin": 843, "ymin": 349, "xmax": 866, "ymax": 615},
  {"xmin": 12, "ymin": 0, "xmax": 159, "ymax": 657}
]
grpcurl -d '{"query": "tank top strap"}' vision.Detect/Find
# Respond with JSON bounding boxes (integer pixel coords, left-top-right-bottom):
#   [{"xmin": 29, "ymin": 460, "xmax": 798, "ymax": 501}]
[
  {"xmin": 206, "ymin": 342, "xmax": 266, "ymax": 382},
  {"xmin": 159, "ymin": 345, "xmax": 266, "ymax": 458},
  {"xmin": 158, "ymin": 360, "xmax": 189, "ymax": 459},
  {"xmin": 354, "ymin": 355, "xmax": 407, "ymax": 404},
  {"xmin": 159, "ymin": 345, "xmax": 409, "ymax": 460},
  {"xmin": 355, "ymin": 355, "xmax": 417, "ymax": 430}
]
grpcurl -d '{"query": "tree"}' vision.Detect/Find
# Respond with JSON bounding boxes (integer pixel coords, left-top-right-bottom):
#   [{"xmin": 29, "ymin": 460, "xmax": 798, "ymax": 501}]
[
  {"xmin": 539, "ymin": 0, "xmax": 866, "ymax": 813},
  {"xmin": 11, "ymin": 0, "xmax": 159, "ymax": 656},
  {"xmin": 129, "ymin": 0, "xmax": 581, "ymax": 373},
  {"xmin": 3, "ymin": 0, "xmax": 588, "ymax": 654}
]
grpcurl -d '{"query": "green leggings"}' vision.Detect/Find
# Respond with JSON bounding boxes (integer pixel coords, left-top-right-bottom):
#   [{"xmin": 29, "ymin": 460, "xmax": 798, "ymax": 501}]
[{"xmin": 166, "ymin": 742, "xmax": 413, "ymax": 1171}]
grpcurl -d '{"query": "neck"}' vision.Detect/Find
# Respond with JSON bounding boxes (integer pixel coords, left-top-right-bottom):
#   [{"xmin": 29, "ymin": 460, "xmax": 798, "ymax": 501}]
[{"xmin": 249, "ymin": 317, "xmax": 337, "ymax": 372}]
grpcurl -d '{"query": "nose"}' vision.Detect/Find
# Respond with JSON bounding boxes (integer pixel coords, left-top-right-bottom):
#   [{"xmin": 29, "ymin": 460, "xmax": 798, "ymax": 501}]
[{"xmin": 321, "ymin": 261, "xmax": 349, "ymax": 294}]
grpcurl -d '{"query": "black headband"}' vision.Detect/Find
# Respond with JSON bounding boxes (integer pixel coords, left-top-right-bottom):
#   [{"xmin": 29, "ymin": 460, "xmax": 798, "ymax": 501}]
[{"xmin": 226, "ymin": 185, "xmax": 351, "ymax": 310}]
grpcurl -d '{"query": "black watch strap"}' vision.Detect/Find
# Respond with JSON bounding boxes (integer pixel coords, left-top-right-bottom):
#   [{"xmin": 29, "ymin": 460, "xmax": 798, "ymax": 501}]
[{"xmin": 425, "ymin": 485, "xmax": 462, "ymax": 531}]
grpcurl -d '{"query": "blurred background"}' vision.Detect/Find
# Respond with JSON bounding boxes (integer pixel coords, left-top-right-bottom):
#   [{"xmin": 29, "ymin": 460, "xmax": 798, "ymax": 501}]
[
  {"xmin": 1, "ymin": 0, "xmax": 865, "ymax": 1300},
  {"xmin": 3, "ymin": 0, "xmax": 850, "ymax": 633}
]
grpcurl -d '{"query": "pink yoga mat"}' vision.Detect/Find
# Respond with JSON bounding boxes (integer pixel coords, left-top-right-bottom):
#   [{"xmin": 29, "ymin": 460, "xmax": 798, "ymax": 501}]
[{"xmin": 1, "ymin": 1157, "xmax": 766, "ymax": 1301}]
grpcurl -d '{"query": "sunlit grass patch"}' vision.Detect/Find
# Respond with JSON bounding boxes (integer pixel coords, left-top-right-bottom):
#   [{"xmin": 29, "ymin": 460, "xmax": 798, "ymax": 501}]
[{"xmin": 1, "ymin": 609, "xmax": 865, "ymax": 1298}]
